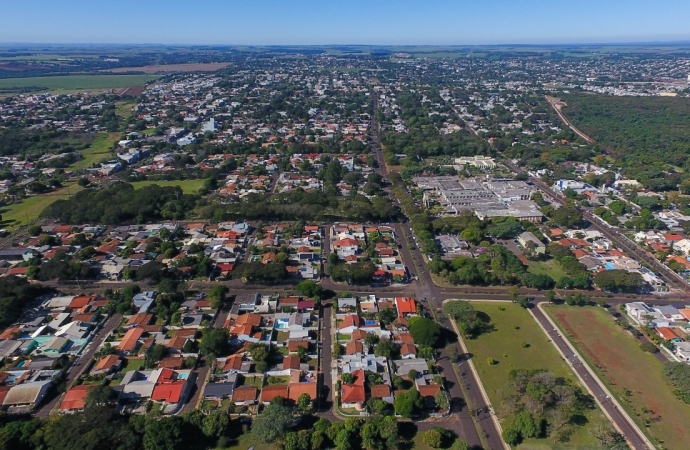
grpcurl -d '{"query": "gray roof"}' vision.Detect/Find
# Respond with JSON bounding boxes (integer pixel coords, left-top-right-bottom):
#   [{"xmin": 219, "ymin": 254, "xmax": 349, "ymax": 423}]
[
  {"xmin": 0, "ymin": 340, "xmax": 22, "ymax": 357},
  {"xmin": 204, "ymin": 382, "xmax": 236, "ymax": 399},
  {"xmin": 3, "ymin": 380, "xmax": 51, "ymax": 406}
]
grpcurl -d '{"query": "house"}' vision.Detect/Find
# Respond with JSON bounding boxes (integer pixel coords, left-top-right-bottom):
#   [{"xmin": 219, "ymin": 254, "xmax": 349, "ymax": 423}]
[
  {"xmin": 338, "ymin": 315, "xmax": 361, "ymax": 334},
  {"xmin": 370, "ymin": 384, "xmax": 393, "ymax": 404},
  {"xmin": 341, "ymin": 370, "xmax": 366, "ymax": 409},
  {"xmin": 675, "ymin": 342, "xmax": 690, "ymax": 362},
  {"xmin": 418, "ymin": 384, "xmax": 441, "ymax": 408},
  {"xmin": 282, "ymin": 355, "xmax": 302, "ymax": 370},
  {"xmin": 288, "ymin": 382, "xmax": 317, "ymax": 405},
  {"xmin": 345, "ymin": 340, "xmax": 364, "ymax": 356},
  {"xmin": 518, "ymin": 232, "xmax": 546, "ymax": 254},
  {"xmin": 92, "ymin": 354, "xmax": 122, "ymax": 374},
  {"xmin": 60, "ymin": 385, "xmax": 93, "ymax": 412},
  {"xmin": 394, "ymin": 358, "xmax": 429, "ymax": 378},
  {"xmin": 337, "ymin": 297, "xmax": 358, "ymax": 311},
  {"xmin": 656, "ymin": 327, "xmax": 681, "ymax": 341},
  {"xmin": 261, "ymin": 385, "xmax": 289, "ymax": 404},
  {"xmin": 3, "ymin": 380, "xmax": 52, "ymax": 408},
  {"xmin": 400, "ymin": 342, "xmax": 417, "ymax": 359},
  {"xmin": 151, "ymin": 381, "xmax": 186, "ymax": 404},
  {"xmin": 232, "ymin": 386, "xmax": 259, "ymax": 406},
  {"xmin": 287, "ymin": 340, "xmax": 309, "ymax": 353},
  {"xmin": 203, "ymin": 381, "xmax": 237, "ymax": 401},
  {"xmin": 118, "ymin": 327, "xmax": 145, "ymax": 354},
  {"xmin": 395, "ymin": 297, "xmax": 417, "ymax": 318}
]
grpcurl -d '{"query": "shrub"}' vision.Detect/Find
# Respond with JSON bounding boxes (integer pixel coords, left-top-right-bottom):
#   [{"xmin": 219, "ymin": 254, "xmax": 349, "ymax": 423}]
[{"xmin": 640, "ymin": 342, "xmax": 659, "ymax": 354}]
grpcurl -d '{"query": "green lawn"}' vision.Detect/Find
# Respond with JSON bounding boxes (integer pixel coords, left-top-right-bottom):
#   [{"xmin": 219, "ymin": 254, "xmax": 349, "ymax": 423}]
[
  {"xmin": 218, "ymin": 432, "xmax": 274, "ymax": 450},
  {"xmin": 546, "ymin": 305, "xmax": 690, "ymax": 450},
  {"xmin": 0, "ymin": 182, "xmax": 83, "ymax": 229},
  {"xmin": 0, "ymin": 74, "xmax": 158, "ymax": 94},
  {"xmin": 129, "ymin": 179, "xmax": 205, "ymax": 194},
  {"xmin": 238, "ymin": 375, "xmax": 264, "ymax": 390},
  {"xmin": 459, "ymin": 302, "xmax": 603, "ymax": 449},
  {"xmin": 120, "ymin": 357, "xmax": 144, "ymax": 373},
  {"xmin": 267, "ymin": 375, "xmax": 290, "ymax": 385},
  {"xmin": 528, "ymin": 259, "xmax": 569, "ymax": 282}
]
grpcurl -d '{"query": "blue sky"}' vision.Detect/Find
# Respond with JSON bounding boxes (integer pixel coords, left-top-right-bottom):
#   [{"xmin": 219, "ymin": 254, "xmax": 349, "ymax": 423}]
[{"xmin": 2, "ymin": 0, "xmax": 690, "ymax": 45}]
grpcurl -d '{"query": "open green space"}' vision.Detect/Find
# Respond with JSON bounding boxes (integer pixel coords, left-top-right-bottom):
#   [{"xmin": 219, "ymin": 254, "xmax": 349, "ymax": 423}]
[
  {"xmin": 120, "ymin": 357, "xmax": 144, "ymax": 373},
  {"xmin": 459, "ymin": 301, "xmax": 603, "ymax": 449},
  {"xmin": 129, "ymin": 179, "xmax": 205, "ymax": 194},
  {"xmin": 0, "ymin": 182, "xmax": 83, "ymax": 229},
  {"xmin": 546, "ymin": 305, "xmax": 690, "ymax": 450},
  {"xmin": 72, "ymin": 132, "xmax": 119, "ymax": 170},
  {"xmin": 0, "ymin": 74, "xmax": 158, "ymax": 94},
  {"xmin": 528, "ymin": 259, "xmax": 569, "ymax": 282},
  {"xmin": 218, "ymin": 432, "xmax": 273, "ymax": 450}
]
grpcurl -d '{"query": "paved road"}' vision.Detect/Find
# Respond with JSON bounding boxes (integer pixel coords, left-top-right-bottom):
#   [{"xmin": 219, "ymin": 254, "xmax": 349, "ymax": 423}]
[
  {"xmin": 531, "ymin": 305, "xmax": 651, "ymax": 450},
  {"xmin": 180, "ymin": 306, "xmax": 230, "ymax": 415},
  {"xmin": 35, "ymin": 313, "xmax": 122, "ymax": 418}
]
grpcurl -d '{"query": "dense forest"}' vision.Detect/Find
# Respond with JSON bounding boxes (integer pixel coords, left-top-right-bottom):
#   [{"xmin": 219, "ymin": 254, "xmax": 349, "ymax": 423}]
[
  {"xmin": 41, "ymin": 182, "xmax": 199, "ymax": 224},
  {"xmin": 561, "ymin": 94, "xmax": 690, "ymax": 190}
]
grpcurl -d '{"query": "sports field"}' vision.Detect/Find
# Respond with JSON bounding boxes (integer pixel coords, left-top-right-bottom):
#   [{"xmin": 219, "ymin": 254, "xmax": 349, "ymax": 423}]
[
  {"xmin": 458, "ymin": 302, "xmax": 603, "ymax": 449},
  {"xmin": 546, "ymin": 305, "xmax": 690, "ymax": 450},
  {"xmin": 129, "ymin": 179, "xmax": 205, "ymax": 194},
  {"xmin": 0, "ymin": 74, "xmax": 158, "ymax": 94}
]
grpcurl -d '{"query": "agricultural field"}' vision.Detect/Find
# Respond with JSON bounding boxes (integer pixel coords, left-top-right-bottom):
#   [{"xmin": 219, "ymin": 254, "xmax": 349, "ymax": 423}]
[
  {"xmin": 0, "ymin": 74, "xmax": 158, "ymax": 94},
  {"xmin": 460, "ymin": 302, "xmax": 604, "ymax": 449},
  {"xmin": 103, "ymin": 62, "xmax": 231, "ymax": 74},
  {"xmin": 129, "ymin": 179, "xmax": 205, "ymax": 195},
  {"xmin": 546, "ymin": 305, "xmax": 690, "ymax": 450}
]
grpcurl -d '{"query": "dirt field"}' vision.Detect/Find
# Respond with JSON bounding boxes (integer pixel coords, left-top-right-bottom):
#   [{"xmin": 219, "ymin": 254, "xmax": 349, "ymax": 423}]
[
  {"xmin": 103, "ymin": 62, "xmax": 231, "ymax": 74},
  {"xmin": 114, "ymin": 85, "xmax": 145, "ymax": 97},
  {"xmin": 548, "ymin": 306, "xmax": 690, "ymax": 450}
]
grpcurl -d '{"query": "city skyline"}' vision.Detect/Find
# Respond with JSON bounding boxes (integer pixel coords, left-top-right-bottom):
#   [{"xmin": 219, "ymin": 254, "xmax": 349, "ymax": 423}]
[{"xmin": 2, "ymin": 0, "xmax": 690, "ymax": 46}]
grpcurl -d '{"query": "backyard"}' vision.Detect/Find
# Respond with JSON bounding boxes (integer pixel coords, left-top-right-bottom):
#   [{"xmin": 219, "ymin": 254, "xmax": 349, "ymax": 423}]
[
  {"xmin": 460, "ymin": 301, "xmax": 604, "ymax": 449},
  {"xmin": 546, "ymin": 305, "xmax": 690, "ymax": 450}
]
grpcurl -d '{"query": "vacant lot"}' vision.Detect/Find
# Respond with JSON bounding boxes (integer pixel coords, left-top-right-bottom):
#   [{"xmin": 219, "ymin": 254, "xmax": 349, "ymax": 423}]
[
  {"xmin": 547, "ymin": 305, "xmax": 690, "ymax": 450},
  {"xmin": 528, "ymin": 259, "xmax": 568, "ymax": 282},
  {"xmin": 129, "ymin": 179, "xmax": 204, "ymax": 194},
  {"xmin": 0, "ymin": 183, "xmax": 83, "ymax": 229},
  {"xmin": 104, "ymin": 62, "xmax": 231, "ymax": 73},
  {"xmin": 72, "ymin": 132, "xmax": 118, "ymax": 170},
  {"xmin": 0, "ymin": 74, "xmax": 158, "ymax": 94},
  {"xmin": 460, "ymin": 302, "xmax": 602, "ymax": 449}
]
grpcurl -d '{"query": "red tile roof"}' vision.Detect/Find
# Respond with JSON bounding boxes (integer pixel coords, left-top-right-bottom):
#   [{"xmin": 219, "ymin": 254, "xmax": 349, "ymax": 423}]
[
  {"xmin": 339, "ymin": 315, "xmax": 361, "ymax": 330},
  {"xmin": 341, "ymin": 384, "xmax": 365, "ymax": 404},
  {"xmin": 232, "ymin": 386, "xmax": 258, "ymax": 403},
  {"xmin": 288, "ymin": 382, "xmax": 317, "ymax": 402},
  {"xmin": 418, "ymin": 384, "xmax": 441, "ymax": 398},
  {"xmin": 60, "ymin": 385, "xmax": 92, "ymax": 410},
  {"xmin": 370, "ymin": 384, "xmax": 391, "ymax": 398},
  {"xmin": 151, "ymin": 381, "xmax": 185, "ymax": 403},
  {"xmin": 94, "ymin": 354, "xmax": 121, "ymax": 372},
  {"xmin": 657, "ymin": 327, "xmax": 680, "ymax": 341},
  {"xmin": 118, "ymin": 327, "xmax": 144, "ymax": 352},
  {"xmin": 395, "ymin": 297, "xmax": 417, "ymax": 317},
  {"xmin": 261, "ymin": 385, "xmax": 289, "ymax": 403},
  {"xmin": 283, "ymin": 355, "xmax": 301, "ymax": 370}
]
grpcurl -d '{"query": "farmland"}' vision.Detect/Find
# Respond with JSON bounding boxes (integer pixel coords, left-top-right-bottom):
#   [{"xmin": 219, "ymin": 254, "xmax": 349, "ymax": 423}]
[
  {"xmin": 458, "ymin": 301, "xmax": 604, "ymax": 449},
  {"xmin": 546, "ymin": 305, "xmax": 690, "ymax": 450},
  {"xmin": 103, "ymin": 62, "xmax": 231, "ymax": 74},
  {"xmin": 0, "ymin": 74, "xmax": 158, "ymax": 94}
]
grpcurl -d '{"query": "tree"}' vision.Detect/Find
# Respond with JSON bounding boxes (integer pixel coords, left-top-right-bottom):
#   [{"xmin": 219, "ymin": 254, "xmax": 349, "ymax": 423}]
[
  {"xmin": 378, "ymin": 307, "xmax": 397, "ymax": 325},
  {"xmin": 249, "ymin": 343, "xmax": 270, "ymax": 363},
  {"xmin": 149, "ymin": 344, "xmax": 168, "ymax": 362},
  {"xmin": 342, "ymin": 373, "xmax": 355, "ymax": 384},
  {"xmin": 394, "ymin": 387, "xmax": 423, "ymax": 418},
  {"xmin": 208, "ymin": 285, "xmax": 229, "ymax": 309},
  {"xmin": 86, "ymin": 385, "xmax": 117, "ymax": 407},
  {"xmin": 144, "ymin": 416, "xmax": 184, "ymax": 450},
  {"xmin": 443, "ymin": 301, "xmax": 489, "ymax": 338},
  {"xmin": 374, "ymin": 339, "xmax": 397, "ymax": 359},
  {"xmin": 201, "ymin": 410, "xmax": 229, "ymax": 438},
  {"xmin": 297, "ymin": 392, "xmax": 313, "ymax": 413},
  {"xmin": 408, "ymin": 316, "xmax": 442, "ymax": 348},
  {"xmin": 251, "ymin": 401, "xmax": 293, "ymax": 443},
  {"xmin": 199, "ymin": 328, "xmax": 228, "ymax": 359},
  {"xmin": 28, "ymin": 225, "xmax": 42, "ymax": 236},
  {"xmin": 295, "ymin": 280, "xmax": 323, "ymax": 298},
  {"xmin": 594, "ymin": 270, "xmax": 644, "ymax": 292},
  {"xmin": 421, "ymin": 428, "xmax": 443, "ymax": 448},
  {"xmin": 545, "ymin": 289, "xmax": 556, "ymax": 303},
  {"xmin": 509, "ymin": 285, "xmax": 519, "ymax": 302},
  {"xmin": 77, "ymin": 177, "xmax": 90, "ymax": 187}
]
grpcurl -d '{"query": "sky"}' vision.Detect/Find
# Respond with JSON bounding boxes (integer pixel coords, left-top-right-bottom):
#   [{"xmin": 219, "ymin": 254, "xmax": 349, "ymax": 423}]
[{"xmin": 2, "ymin": 0, "xmax": 690, "ymax": 46}]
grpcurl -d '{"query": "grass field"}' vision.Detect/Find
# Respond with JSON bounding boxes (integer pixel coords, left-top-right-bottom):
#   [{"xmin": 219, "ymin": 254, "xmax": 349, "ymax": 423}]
[
  {"xmin": 129, "ymin": 179, "xmax": 205, "ymax": 194},
  {"xmin": 546, "ymin": 305, "xmax": 690, "ymax": 450},
  {"xmin": 528, "ymin": 259, "xmax": 569, "ymax": 282},
  {"xmin": 0, "ymin": 183, "xmax": 83, "ymax": 229},
  {"xmin": 72, "ymin": 132, "xmax": 119, "ymax": 170},
  {"xmin": 459, "ymin": 302, "xmax": 603, "ymax": 449},
  {"xmin": 0, "ymin": 74, "xmax": 158, "ymax": 94}
]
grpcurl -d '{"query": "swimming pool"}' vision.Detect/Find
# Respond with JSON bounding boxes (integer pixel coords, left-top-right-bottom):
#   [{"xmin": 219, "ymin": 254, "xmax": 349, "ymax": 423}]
[
  {"xmin": 16, "ymin": 361, "xmax": 27, "ymax": 368},
  {"xmin": 177, "ymin": 373, "xmax": 189, "ymax": 380},
  {"xmin": 275, "ymin": 321, "xmax": 288, "ymax": 329}
]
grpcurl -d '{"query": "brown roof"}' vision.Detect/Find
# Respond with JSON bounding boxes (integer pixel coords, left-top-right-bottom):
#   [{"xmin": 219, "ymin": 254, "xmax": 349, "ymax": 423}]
[
  {"xmin": 158, "ymin": 357, "xmax": 184, "ymax": 369},
  {"xmin": 236, "ymin": 313, "xmax": 262, "ymax": 327},
  {"xmin": 288, "ymin": 382, "xmax": 317, "ymax": 402},
  {"xmin": 370, "ymin": 384, "xmax": 391, "ymax": 398},
  {"xmin": 395, "ymin": 333, "xmax": 415, "ymax": 344},
  {"xmin": 287, "ymin": 340, "xmax": 309, "ymax": 352},
  {"xmin": 175, "ymin": 329, "xmax": 197, "ymax": 338},
  {"xmin": 94, "ymin": 354, "xmax": 121, "ymax": 372},
  {"xmin": 223, "ymin": 354, "xmax": 244, "ymax": 372},
  {"xmin": 60, "ymin": 385, "xmax": 92, "ymax": 410},
  {"xmin": 126, "ymin": 313, "xmax": 153, "ymax": 328},
  {"xmin": 232, "ymin": 386, "xmax": 258, "ymax": 403},
  {"xmin": 167, "ymin": 336, "xmax": 188, "ymax": 350},
  {"xmin": 351, "ymin": 329, "xmax": 367, "ymax": 340},
  {"xmin": 261, "ymin": 385, "xmax": 289, "ymax": 403},
  {"xmin": 283, "ymin": 355, "xmax": 301, "ymax": 370},
  {"xmin": 118, "ymin": 327, "xmax": 144, "ymax": 352},
  {"xmin": 345, "ymin": 340, "xmax": 364, "ymax": 355},
  {"xmin": 418, "ymin": 384, "xmax": 441, "ymax": 398},
  {"xmin": 401, "ymin": 343, "xmax": 417, "ymax": 356}
]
